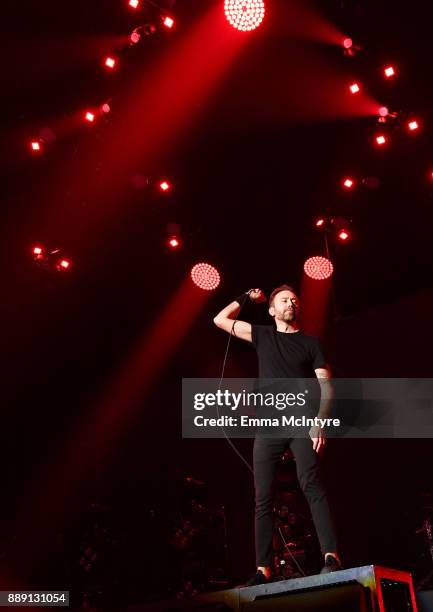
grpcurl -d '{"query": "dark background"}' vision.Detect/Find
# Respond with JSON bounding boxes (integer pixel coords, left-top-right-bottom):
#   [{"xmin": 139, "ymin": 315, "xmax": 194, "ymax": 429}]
[{"xmin": 0, "ymin": 0, "xmax": 433, "ymax": 606}]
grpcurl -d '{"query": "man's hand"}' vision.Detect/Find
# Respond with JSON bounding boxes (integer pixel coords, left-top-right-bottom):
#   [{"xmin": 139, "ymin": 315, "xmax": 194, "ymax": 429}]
[
  {"xmin": 248, "ymin": 288, "xmax": 267, "ymax": 303},
  {"xmin": 309, "ymin": 425, "xmax": 326, "ymax": 453}
]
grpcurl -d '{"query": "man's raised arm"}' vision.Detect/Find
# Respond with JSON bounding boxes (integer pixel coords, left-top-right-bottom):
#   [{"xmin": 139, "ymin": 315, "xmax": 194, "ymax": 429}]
[{"xmin": 213, "ymin": 288, "xmax": 266, "ymax": 343}]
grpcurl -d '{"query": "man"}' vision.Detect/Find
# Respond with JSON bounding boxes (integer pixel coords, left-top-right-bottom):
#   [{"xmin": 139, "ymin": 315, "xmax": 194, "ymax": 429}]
[{"xmin": 213, "ymin": 285, "xmax": 341, "ymax": 585}]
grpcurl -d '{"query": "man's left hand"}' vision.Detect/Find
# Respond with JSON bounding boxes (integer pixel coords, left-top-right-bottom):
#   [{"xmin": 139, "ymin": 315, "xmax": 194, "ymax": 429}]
[{"xmin": 309, "ymin": 425, "xmax": 326, "ymax": 453}]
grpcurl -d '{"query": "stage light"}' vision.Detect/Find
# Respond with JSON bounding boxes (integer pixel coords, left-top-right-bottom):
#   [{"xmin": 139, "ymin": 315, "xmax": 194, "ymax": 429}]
[
  {"xmin": 168, "ymin": 236, "xmax": 180, "ymax": 248},
  {"xmin": 129, "ymin": 0, "xmax": 139, "ymax": 8},
  {"xmin": 224, "ymin": 0, "xmax": 265, "ymax": 32},
  {"xmin": 343, "ymin": 178, "xmax": 354, "ymax": 189},
  {"xmin": 130, "ymin": 30, "xmax": 141, "ymax": 44},
  {"xmin": 376, "ymin": 135, "xmax": 386, "ymax": 145},
  {"xmin": 304, "ymin": 256, "xmax": 334, "ymax": 280},
  {"xmin": 159, "ymin": 180, "xmax": 171, "ymax": 192},
  {"xmin": 315, "ymin": 218, "xmax": 325, "ymax": 227},
  {"xmin": 57, "ymin": 259, "xmax": 71, "ymax": 271},
  {"xmin": 379, "ymin": 106, "xmax": 389, "ymax": 117},
  {"xmin": 33, "ymin": 246, "xmax": 43, "ymax": 255},
  {"xmin": 384, "ymin": 66, "xmax": 395, "ymax": 78},
  {"xmin": 408, "ymin": 120, "xmax": 419, "ymax": 131},
  {"xmin": 191, "ymin": 263, "xmax": 220, "ymax": 291},
  {"xmin": 31, "ymin": 141, "xmax": 41, "ymax": 152},
  {"xmin": 162, "ymin": 16, "xmax": 174, "ymax": 29},
  {"xmin": 104, "ymin": 56, "xmax": 116, "ymax": 69},
  {"xmin": 349, "ymin": 83, "xmax": 360, "ymax": 94},
  {"xmin": 338, "ymin": 229, "xmax": 349, "ymax": 241},
  {"xmin": 85, "ymin": 112, "xmax": 95, "ymax": 123},
  {"xmin": 343, "ymin": 38, "xmax": 353, "ymax": 49},
  {"xmin": 101, "ymin": 103, "xmax": 111, "ymax": 114}
]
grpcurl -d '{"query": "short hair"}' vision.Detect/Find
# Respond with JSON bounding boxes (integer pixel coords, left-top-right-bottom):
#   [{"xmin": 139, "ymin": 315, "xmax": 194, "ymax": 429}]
[{"xmin": 269, "ymin": 284, "xmax": 298, "ymax": 307}]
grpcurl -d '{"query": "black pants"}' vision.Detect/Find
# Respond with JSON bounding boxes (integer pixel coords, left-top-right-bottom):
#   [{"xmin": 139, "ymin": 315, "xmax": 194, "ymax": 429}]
[{"xmin": 253, "ymin": 436, "xmax": 337, "ymax": 567}]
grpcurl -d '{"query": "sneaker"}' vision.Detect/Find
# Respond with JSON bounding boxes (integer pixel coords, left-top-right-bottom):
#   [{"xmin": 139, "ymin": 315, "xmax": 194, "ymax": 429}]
[
  {"xmin": 242, "ymin": 570, "xmax": 270, "ymax": 587},
  {"xmin": 320, "ymin": 554, "xmax": 343, "ymax": 574}
]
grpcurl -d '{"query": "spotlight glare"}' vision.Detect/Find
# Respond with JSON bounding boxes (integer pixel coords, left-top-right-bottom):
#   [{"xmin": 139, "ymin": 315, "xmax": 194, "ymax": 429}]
[
  {"xmin": 104, "ymin": 56, "xmax": 116, "ymax": 69},
  {"xmin": 32, "ymin": 246, "xmax": 43, "ymax": 256},
  {"xmin": 129, "ymin": 0, "xmax": 139, "ymax": 8},
  {"xmin": 168, "ymin": 236, "xmax": 180, "ymax": 248},
  {"xmin": 162, "ymin": 16, "xmax": 174, "ymax": 29},
  {"xmin": 191, "ymin": 263, "xmax": 220, "ymax": 291},
  {"xmin": 130, "ymin": 30, "xmax": 141, "ymax": 44},
  {"xmin": 343, "ymin": 38, "xmax": 353, "ymax": 49},
  {"xmin": 315, "ymin": 218, "xmax": 325, "ymax": 227},
  {"xmin": 57, "ymin": 259, "xmax": 71, "ymax": 271},
  {"xmin": 350, "ymin": 83, "xmax": 360, "ymax": 94},
  {"xmin": 31, "ymin": 141, "xmax": 41, "ymax": 152},
  {"xmin": 343, "ymin": 178, "xmax": 354, "ymax": 189},
  {"xmin": 224, "ymin": 0, "xmax": 265, "ymax": 32},
  {"xmin": 85, "ymin": 112, "xmax": 95, "ymax": 123},
  {"xmin": 304, "ymin": 256, "xmax": 334, "ymax": 280},
  {"xmin": 338, "ymin": 229, "xmax": 349, "ymax": 241},
  {"xmin": 384, "ymin": 66, "xmax": 395, "ymax": 78},
  {"xmin": 408, "ymin": 120, "xmax": 419, "ymax": 131},
  {"xmin": 376, "ymin": 135, "xmax": 386, "ymax": 145},
  {"xmin": 101, "ymin": 103, "xmax": 111, "ymax": 114},
  {"xmin": 379, "ymin": 106, "xmax": 389, "ymax": 117},
  {"xmin": 159, "ymin": 180, "xmax": 171, "ymax": 192}
]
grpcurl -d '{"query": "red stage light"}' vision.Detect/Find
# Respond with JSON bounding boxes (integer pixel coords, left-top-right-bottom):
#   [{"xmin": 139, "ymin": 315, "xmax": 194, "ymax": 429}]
[
  {"xmin": 168, "ymin": 236, "xmax": 180, "ymax": 248},
  {"xmin": 384, "ymin": 66, "xmax": 395, "ymax": 78},
  {"xmin": 304, "ymin": 256, "xmax": 334, "ymax": 280},
  {"xmin": 315, "ymin": 218, "xmax": 325, "ymax": 227},
  {"xmin": 162, "ymin": 16, "xmax": 174, "ymax": 29},
  {"xmin": 191, "ymin": 263, "xmax": 220, "ymax": 291},
  {"xmin": 343, "ymin": 178, "xmax": 354, "ymax": 189},
  {"xmin": 349, "ymin": 83, "xmax": 360, "ymax": 94},
  {"xmin": 343, "ymin": 38, "xmax": 353, "ymax": 49},
  {"xmin": 31, "ymin": 141, "xmax": 41, "ymax": 152},
  {"xmin": 379, "ymin": 106, "xmax": 389, "ymax": 117},
  {"xmin": 130, "ymin": 30, "xmax": 141, "ymax": 44},
  {"xmin": 376, "ymin": 135, "xmax": 386, "ymax": 145},
  {"xmin": 129, "ymin": 0, "xmax": 139, "ymax": 8},
  {"xmin": 224, "ymin": 0, "xmax": 265, "ymax": 32},
  {"xmin": 101, "ymin": 103, "xmax": 111, "ymax": 114},
  {"xmin": 57, "ymin": 259, "xmax": 71, "ymax": 270},
  {"xmin": 32, "ymin": 246, "xmax": 43, "ymax": 256},
  {"xmin": 85, "ymin": 112, "xmax": 95, "ymax": 123},
  {"xmin": 159, "ymin": 180, "xmax": 171, "ymax": 192},
  {"xmin": 338, "ymin": 229, "xmax": 349, "ymax": 241},
  {"xmin": 408, "ymin": 120, "xmax": 419, "ymax": 131},
  {"xmin": 104, "ymin": 56, "xmax": 116, "ymax": 69}
]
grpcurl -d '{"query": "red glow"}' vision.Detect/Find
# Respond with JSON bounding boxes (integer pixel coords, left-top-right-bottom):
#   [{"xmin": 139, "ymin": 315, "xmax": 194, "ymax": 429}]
[
  {"xmin": 304, "ymin": 256, "xmax": 334, "ymax": 280},
  {"xmin": 343, "ymin": 178, "xmax": 354, "ymax": 189},
  {"xmin": 379, "ymin": 106, "xmax": 389, "ymax": 117},
  {"xmin": 31, "ymin": 141, "xmax": 41, "ymax": 152},
  {"xmin": 224, "ymin": 0, "xmax": 265, "ymax": 32},
  {"xmin": 101, "ymin": 103, "xmax": 111, "ymax": 114},
  {"xmin": 168, "ymin": 236, "xmax": 180, "ymax": 248},
  {"xmin": 163, "ymin": 16, "xmax": 175, "ymax": 29},
  {"xmin": 191, "ymin": 263, "xmax": 220, "ymax": 291},
  {"xmin": 384, "ymin": 66, "xmax": 395, "ymax": 78},
  {"xmin": 376, "ymin": 135, "xmax": 386, "ymax": 145},
  {"xmin": 104, "ymin": 57, "xmax": 116, "ymax": 69},
  {"xmin": 315, "ymin": 218, "xmax": 325, "ymax": 227},
  {"xmin": 408, "ymin": 120, "xmax": 419, "ymax": 131},
  {"xmin": 349, "ymin": 83, "xmax": 360, "ymax": 94},
  {"xmin": 338, "ymin": 229, "xmax": 349, "ymax": 241},
  {"xmin": 85, "ymin": 112, "xmax": 95, "ymax": 123},
  {"xmin": 33, "ymin": 246, "xmax": 43, "ymax": 255},
  {"xmin": 159, "ymin": 180, "xmax": 171, "ymax": 192},
  {"xmin": 130, "ymin": 31, "xmax": 141, "ymax": 44},
  {"xmin": 129, "ymin": 0, "xmax": 139, "ymax": 8},
  {"xmin": 343, "ymin": 37, "xmax": 353, "ymax": 49},
  {"xmin": 57, "ymin": 259, "xmax": 71, "ymax": 270}
]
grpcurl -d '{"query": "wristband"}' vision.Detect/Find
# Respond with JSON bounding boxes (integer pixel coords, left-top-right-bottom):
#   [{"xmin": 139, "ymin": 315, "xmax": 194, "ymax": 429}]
[{"xmin": 234, "ymin": 292, "xmax": 250, "ymax": 306}]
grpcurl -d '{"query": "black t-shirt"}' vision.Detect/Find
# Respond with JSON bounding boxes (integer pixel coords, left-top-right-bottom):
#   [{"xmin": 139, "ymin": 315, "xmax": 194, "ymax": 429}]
[{"xmin": 251, "ymin": 325, "xmax": 327, "ymax": 378}]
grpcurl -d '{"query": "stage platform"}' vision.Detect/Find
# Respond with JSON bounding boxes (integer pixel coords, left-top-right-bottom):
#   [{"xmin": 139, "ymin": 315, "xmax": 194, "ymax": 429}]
[{"xmin": 127, "ymin": 564, "xmax": 418, "ymax": 611}]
